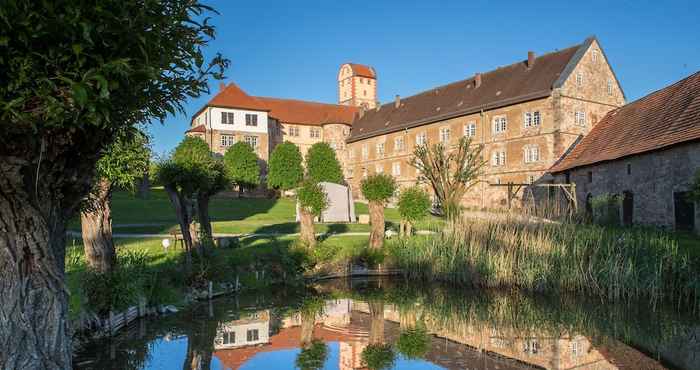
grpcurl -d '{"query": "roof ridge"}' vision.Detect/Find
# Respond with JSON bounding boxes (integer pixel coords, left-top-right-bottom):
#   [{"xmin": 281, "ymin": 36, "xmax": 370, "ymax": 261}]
[{"xmin": 255, "ymin": 96, "xmax": 354, "ymax": 109}]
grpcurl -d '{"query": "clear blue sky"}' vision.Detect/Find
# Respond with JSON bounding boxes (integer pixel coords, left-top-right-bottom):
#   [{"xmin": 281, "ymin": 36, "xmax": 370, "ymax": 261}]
[{"xmin": 148, "ymin": 0, "xmax": 700, "ymax": 155}]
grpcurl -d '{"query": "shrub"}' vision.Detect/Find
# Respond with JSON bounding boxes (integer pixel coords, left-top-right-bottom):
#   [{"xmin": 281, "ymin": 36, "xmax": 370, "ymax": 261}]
[
  {"xmin": 396, "ymin": 326, "xmax": 431, "ymax": 360},
  {"xmin": 361, "ymin": 344, "xmax": 396, "ymax": 370},
  {"xmin": 398, "ymin": 186, "xmax": 431, "ymax": 223},
  {"xmin": 223, "ymin": 141, "xmax": 260, "ymax": 192},
  {"xmin": 295, "ymin": 339, "xmax": 328, "ymax": 370},
  {"xmin": 297, "ymin": 180, "xmax": 328, "ymax": 216},
  {"xmin": 81, "ymin": 250, "xmax": 150, "ymax": 314},
  {"xmin": 268, "ymin": 141, "xmax": 303, "ymax": 191},
  {"xmin": 361, "ymin": 173, "xmax": 396, "ymax": 203},
  {"xmin": 306, "ymin": 142, "xmax": 344, "ymax": 184},
  {"xmin": 591, "ymin": 193, "xmax": 621, "ymax": 226}
]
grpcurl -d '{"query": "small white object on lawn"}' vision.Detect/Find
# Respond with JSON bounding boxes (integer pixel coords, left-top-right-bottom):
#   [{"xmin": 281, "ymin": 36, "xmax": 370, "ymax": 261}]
[{"xmin": 162, "ymin": 238, "xmax": 171, "ymax": 251}]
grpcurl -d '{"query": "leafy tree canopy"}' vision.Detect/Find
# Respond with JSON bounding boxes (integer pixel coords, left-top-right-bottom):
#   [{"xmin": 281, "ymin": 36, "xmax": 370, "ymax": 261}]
[
  {"xmin": 157, "ymin": 136, "xmax": 227, "ymax": 197},
  {"xmin": 295, "ymin": 340, "xmax": 328, "ymax": 370},
  {"xmin": 397, "ymin": 186, "xmax": 431, "ymax": 223},
  {"xmin": 95, "ymin": 130, "xmax": 150, "ymax": 191},
  {"xmin": 297, "ymin": 180, "xmax": 328, "ymax": 216},
  {"xmin": 361, "ymin": 173, "xmax": 397, "ymax": 203},
  {"xmin": 306, "ymin": 142, "xmax": 344, "ymax": 184},
  {"xmin": 268, "ymin": 141, "xmax": 303, "ymax": 190},
  {"xmin": 395, "ymin": 326, "xmax": 430, "ymax": 360},
  {"xmin": 223, "ymin": 141, "xmax": 260, "ymax": 190},
  {"xmin": 361, "ymin": 344, "xmax": 396, "ymax": 370}
]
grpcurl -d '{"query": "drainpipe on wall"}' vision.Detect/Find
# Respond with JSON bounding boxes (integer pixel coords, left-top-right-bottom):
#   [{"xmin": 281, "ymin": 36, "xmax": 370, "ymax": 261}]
[
  {"xmin": 480, "ymin": 108, "xmax": 485, "ymax": 209},
  {"xmin": 208, "ymin": 107, "xmax": 213, "ymax": 152}
]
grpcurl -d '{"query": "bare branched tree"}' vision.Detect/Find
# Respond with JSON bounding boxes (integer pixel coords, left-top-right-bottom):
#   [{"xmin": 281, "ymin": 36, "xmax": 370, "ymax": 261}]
[{"xmin": 409, "ymin": 137, "xmax": 485, "ymax": 221}]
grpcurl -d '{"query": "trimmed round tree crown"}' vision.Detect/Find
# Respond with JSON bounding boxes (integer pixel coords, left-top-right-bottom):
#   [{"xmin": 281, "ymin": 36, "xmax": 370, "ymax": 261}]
[{"xmin": 361, "ymin": 173, "xmax": 397, "ymax": 202}]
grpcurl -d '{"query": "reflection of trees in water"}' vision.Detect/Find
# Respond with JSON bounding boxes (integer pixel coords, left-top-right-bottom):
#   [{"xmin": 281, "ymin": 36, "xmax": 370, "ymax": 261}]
[{"xmin": 296, "ymin": 296, "xmax": 328, "ymax": 370}]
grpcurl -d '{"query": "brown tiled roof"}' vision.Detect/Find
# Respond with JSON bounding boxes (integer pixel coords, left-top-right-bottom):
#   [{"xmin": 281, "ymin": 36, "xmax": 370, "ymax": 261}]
[
  {"xmin": 206, "ymin": 82, "xmax": 269, "ymax": 112},
  {"xmin": 185, "ymin": 124, "xmax": 206, "ymax": 133},
  {"xmin": 347, "ymin": 63, "xmax": 376, "ymax": 78},
  {"xmin": 347, "ymin": 40, "xmax": 590, "ymax": 143},
  {"xmin": 550, "ymin": 70, "xmax": 700, "ymax": 173},
  {"xmin": 256, "ymin": 96, "xmax": 358, "ymax": 126}
]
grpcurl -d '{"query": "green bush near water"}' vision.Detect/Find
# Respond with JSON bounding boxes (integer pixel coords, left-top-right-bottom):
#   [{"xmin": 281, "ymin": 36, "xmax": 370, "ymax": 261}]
[{"xmin": 386, "ymin": 218, "xmax": 700, "ymax": 312}]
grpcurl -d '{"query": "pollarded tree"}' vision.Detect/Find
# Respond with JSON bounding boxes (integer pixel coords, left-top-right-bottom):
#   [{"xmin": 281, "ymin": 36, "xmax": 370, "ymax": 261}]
[
  {"xmin": 0, "ymin": 2, "xmax": 227, "ymax": 367},
  {"xmin": 397, "ymin": 186, "xmax": 431, "ymax": 237},
  {"xmin": 410, "ymin": 136, "xmax": 485, "ymax": 222},
  {"xmin": 297, "ymin": 180, "xmax": 328, "ymax": 248},
  {"xmin": 268, "ymin": 141, "xmax": 304, "ymax": 192},
  {"xmin": 158, "ymin": 137, "xmax": 228, "ymax": 261},
  {"xmin": 81, "ymin": 131, "xmax": 150, "ymax": 273},
  {"xmin": 223, "ymin": 141, "xmax": 260, "ymax": 197},
  {"xmin": 361, "ymin": 174, "xmax": 397, "ymax": 249},
  {"xmin": 306, "ymin": 142, "xmax": 344, "ymax": 184}
]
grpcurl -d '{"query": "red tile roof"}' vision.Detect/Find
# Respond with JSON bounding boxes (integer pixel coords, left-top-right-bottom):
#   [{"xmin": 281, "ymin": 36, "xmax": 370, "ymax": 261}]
[
  {"xmin": 347, "ymin": 63, "xmax": 376, "ymax": 79},
  {"xmin": 206, "ymin": 82, "xmax": 269, "ymax": 112},
  {"xmin": 185, "ymin": 124, "xmax": 206, "ymax": 133},
  {"xmin": 256, "ymin": 97, "xmax": 358, "ymax": 126},
  {"xmin": 347, "ymin": 40, "xmax": 590, "ymax": 143},
  {"xmin": 550, "ymin": 70, "xmax": 700, "ymax": 173}
]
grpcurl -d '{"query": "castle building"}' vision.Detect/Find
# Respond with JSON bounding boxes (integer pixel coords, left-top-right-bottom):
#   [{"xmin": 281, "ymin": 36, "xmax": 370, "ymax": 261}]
[
  {"xmin": 186, "ymin": 37, "xmax": 632, "ymax": 210},
  {"xmin": 346, "ymin": 37, "xmax": 625, "ymax": 208}
]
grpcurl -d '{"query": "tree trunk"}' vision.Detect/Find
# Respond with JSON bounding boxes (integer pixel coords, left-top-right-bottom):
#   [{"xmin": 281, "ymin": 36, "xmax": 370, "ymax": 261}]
[
  {"xmin": 164, "ymin": 184, "xmax": 193, "ymax": 270},
  {"xmin": 80, "ymin": 178, "xmax": 116, "ymax": 273},
  {"xmin": 368, "ymin": 300, "xmax": 385, "ymax": 345},
  {"xmin": 196, "ymin": 193, "xmax": 213, "ymax": 256},
  {"xmin": 300, "ymin": 310, "xmax": 315, "ymax": 348},
  {"xmin": 136, "ymin": 170, "xmax": 150, "ymax": 199},
  {"xmin": 299, "ymin": 208, "xmax": 316, "ymax": 248},
  {"xmin": 368, "ymin": 201, "xmax": 385, "ymax": 249},
  {"xmin": 406, "ymin": 222, "xmax": 413, "ymax": 237}
]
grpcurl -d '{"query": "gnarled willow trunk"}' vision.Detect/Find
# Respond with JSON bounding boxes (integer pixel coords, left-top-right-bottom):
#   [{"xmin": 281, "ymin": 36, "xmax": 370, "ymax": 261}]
[
  {"xmin": 299, "ymin": 208, "xmax": 316, "ymax": 248},
  {"xmin": 80, "ymin": 178, "xmax": 116, "ymax": 273},
  {"xmin": 164, "ymin": 184, "xmax": 195, "ymax": 270},
  {"xmin": 369, "ymin": 300, "xmax": 385, "ymax": 345},
  {"xmin": 368, "ymin": 201, "xmax": 385, "ymax": 249},
  {"xmin": 196, "ymin": 193, "xmax": 213, "ymax": 256},
  {"xmin": 1, "ymin": 130, "xmax": 102, "ymax": 369}
]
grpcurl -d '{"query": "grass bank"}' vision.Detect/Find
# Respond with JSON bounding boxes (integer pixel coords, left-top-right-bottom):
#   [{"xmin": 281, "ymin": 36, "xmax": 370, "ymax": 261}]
[{"xmin": 386, "ymin": 218, "xmax": 700, "ymax": 313}]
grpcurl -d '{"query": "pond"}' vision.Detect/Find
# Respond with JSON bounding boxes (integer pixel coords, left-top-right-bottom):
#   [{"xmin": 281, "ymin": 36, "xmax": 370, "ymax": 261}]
[{"xmin": 74, "ymin": 278, "xmax": 699, "ymax": 370}]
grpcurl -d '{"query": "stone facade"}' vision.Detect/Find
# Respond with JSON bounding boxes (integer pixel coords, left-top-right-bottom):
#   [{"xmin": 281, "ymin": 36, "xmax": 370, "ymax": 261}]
[
  {"xmin": 554, "ymin": 142, "xmax": 700, "ymax": 233},
  {"xmin": 346, "ymin": 40, "xmax": 624, "ymax": 208}
]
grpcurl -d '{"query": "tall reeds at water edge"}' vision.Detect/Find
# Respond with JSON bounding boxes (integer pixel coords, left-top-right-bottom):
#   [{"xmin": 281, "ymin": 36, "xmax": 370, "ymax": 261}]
[{"xmin": 386, "ymin": 218, "xmax": 699, "ymax": 313}]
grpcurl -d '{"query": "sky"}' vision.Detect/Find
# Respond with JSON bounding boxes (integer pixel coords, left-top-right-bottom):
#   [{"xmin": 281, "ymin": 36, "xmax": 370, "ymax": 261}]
[{"xmin": 148, "ymin": 0, "xmax": 700, "ymax": 155}]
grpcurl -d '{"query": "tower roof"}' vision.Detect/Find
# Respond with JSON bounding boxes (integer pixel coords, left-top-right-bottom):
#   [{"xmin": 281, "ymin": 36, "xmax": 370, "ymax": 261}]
[{"xmin": 344, "ymin": 63, "xmax": 376, "ymax": 79}]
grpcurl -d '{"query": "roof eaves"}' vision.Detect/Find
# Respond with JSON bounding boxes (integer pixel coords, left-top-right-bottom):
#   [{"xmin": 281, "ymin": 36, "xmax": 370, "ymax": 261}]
[
  {"xmin": 347, "ymin": 89, "xmax": 552, "ymax": 143},
  {"xmin": 552, "ymin": 36, "xmax": 594, "ymax": 89}
]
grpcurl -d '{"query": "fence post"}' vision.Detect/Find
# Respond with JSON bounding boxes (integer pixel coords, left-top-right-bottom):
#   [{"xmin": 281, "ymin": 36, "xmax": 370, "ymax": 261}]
[
  {"xmin": 208, "ymin": 281, "xmax": 213, "ymax": 300},
  {"xmin": 109, "ymin": 310, "xmax": 115, "ymax": 335}
]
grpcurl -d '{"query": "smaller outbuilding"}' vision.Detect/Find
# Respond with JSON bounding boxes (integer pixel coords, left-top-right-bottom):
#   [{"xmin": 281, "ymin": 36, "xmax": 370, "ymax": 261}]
[
  {"xmin": 550, "ymin": 71, "xmax": 700, "ymax": 234},
  {"xmin": 296, "ymin": 182, "xmax": 356, "ymax": 223}
]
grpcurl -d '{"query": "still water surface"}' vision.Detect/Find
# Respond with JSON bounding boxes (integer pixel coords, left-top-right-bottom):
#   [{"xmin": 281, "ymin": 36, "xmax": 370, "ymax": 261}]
[{"xmin": 75, "ymin": 278, "xmax": 699, "ymax": 370}]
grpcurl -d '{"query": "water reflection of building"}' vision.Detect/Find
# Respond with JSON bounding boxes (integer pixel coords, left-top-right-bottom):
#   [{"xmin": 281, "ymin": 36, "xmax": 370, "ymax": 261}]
[
  {"xmin": 212, "ymin": 300, "xmax": 667, "ymax": 370},
  {"xmin": 213, "ymin": 310, "xmax": 270, "ymax": 350}
]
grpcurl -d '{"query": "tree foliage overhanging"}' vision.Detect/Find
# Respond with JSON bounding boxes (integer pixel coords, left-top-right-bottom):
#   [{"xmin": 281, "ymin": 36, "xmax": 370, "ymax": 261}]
[
  {"xmin": 268, "ymin": 141, "xmax": 303, "ymax": 191},
  {"xmin": 306, "ymin": 142, "xmax": 344, "ymax": 184},
  {"xmin": 223, "ymin": 141, "xmax": 260, "ymax": 191},
  {"xmin": 95, "ymin": 131, "xmax": 151, "ymax": 192}
]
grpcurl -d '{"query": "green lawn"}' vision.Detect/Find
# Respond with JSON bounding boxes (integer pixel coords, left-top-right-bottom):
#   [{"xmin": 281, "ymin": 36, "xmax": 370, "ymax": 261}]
[{"xmin": 68, "ymin": 188, "xmax": 442, "ymax": 235}]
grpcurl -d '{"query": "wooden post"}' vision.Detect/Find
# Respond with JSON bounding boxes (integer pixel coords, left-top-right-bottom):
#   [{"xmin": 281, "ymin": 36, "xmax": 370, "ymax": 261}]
[
  {"xmin": 208, "ymin": 281, "xmax": 213, "ymax": 300},
  {"xmin": 109, "ymin": 310, "xmax": 115, "ymax": 335},
  {"xmin": 507, "ymin": 182, "xmax": 513, "ymax": 210},
  {"xmin": 571, "ymin": 184, "xmax": 578, "ymax": 213}
]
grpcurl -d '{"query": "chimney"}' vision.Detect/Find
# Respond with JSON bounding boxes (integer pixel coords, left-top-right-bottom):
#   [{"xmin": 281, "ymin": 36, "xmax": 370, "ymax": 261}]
[
  {"xmin": 474, "ymin": 73, "xmax": 482, "ymax": 88},
  {"xmin": 394, "ymin": 95, "xmax": 401, "ymax": 108},
  {"xmin": 219, "ymin": 82, "xmax": 226, "ymax": 92},
  {"xmin": 527, "ymin": 51, "xmax": 535, "ymax": 68}
]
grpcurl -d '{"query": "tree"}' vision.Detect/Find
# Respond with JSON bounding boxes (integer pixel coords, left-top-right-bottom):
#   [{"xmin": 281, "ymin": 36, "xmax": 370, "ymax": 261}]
[
  {"xmin": 361, "ymin": 174, "xmax": 397, "ymax": 249},
  {"xmin": 81, "ymin": 131, "xmax": 150, "ymax": 273},
  {"xmin": 157, "ymin": 137, "xmax": 228, "ymax": 263},
  {"xmin": 0, "ymin": 2, "xmax": 226, "ymax": 367},
  {"xmin": 410, "ymin": 137, "xmax": 485, "ymax": 222},
  {"xmin": 223, "ymin": 142, "xmax": 260, "ymax": 197},
  {"xmin": 268, "ymin": 142, "xmax": 304, "ymax": 191},
  {"xmin": 306, "ymin": 142, "xmax": 344, "ymax": 184},
  {"xmin": 397, "ymin": 186, "xmax": 431, "ymax": 237},
  {"xmin": 297, "ymin": 180, "xmax": 328, "ymax": 248}
]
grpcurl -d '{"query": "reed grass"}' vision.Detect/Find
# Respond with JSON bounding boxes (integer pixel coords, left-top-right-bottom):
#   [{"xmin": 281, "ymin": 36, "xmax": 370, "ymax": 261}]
[{"xmin": 386, "ymin": 217, "xmax": 700, "ymax": 313}]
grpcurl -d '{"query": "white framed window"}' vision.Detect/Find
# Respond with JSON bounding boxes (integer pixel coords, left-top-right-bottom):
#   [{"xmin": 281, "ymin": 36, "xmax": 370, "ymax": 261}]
[
  {"xmin": 439, "ymin": 127, "xmax": 451, "ymax": 143},
  {"xmin": 244, "ymin": 135, "xmax": 258, "ymax": 149},
  {"xmin": 394, "ymin": 137, "xmax": 405, "ymax": 152},
  {"xmin": 376, "ymin": 142, "xmax": 385, "ymax": 158},
  {"xmin": 527, "ymin": 174, "xmax": 536, "ymax": 184},
  {"xmin": 220, "ymin": 134, "xmax": 235, "ymax": 147},
  {"xmin": 246, "ymin": 329, "xmax": 259, "ymax": 342},
  {"xmin": 416, "ymin": 132, "xmax": 427, "ymax": 146},
  {"xmin": 245, "ymin": 114, "xmax": 258, "ymax": 126},
  {"xmin": 392, "ymin": 162, "xmax": 401, "ymax": 176},
  {"xmin": 607, "ymin": 79, "xmax": 613, "ymax": 95},
  {"xmin": 524, "ymin": 339, "xmax": 539, "ymax": 354},
  {"xmin": 575, "ymin": 110, "xmax": 586, "ymax": 126},
  {"xmin": 524, "ymin": 145, "xmax": 540, "ymax": 163},
  {"xmin": 375, "ymin": 164, "xmax": 383, "ymax": 174},
  {"xmin": 592, "ymin": 49, "xmax": 598, "ymax": 63},
  {"xmin": 221, "ymin": 112, "xmax": 235, "ymax": 125},
  {"xmin": 464, "ymin": 122, "xmax": 476, "ymax": 137},
  {"xmin": 576, "ymin": 72, "xmax": 584, "ymax": 87},
  {"xmin": 223, "ymin": 331, "xmax": 235, "ymax": 344},
  {"xmin": 524, "ymin": 111, "xmax": 541, "ymax": 128},
  {"xmin": 491, "ymin": 150, "xmax": 506, "ymax": 166},
  {"xmin": 309, "ymin": 128, "xmax": 321, "ymax": 138},
  {"xmin": 361, "ymin": 145, "xmax": 369, "ymax": 160},
  {"xmin": 289, "ymin": 125, "xmax": 300, "ymax": 137},
  {"xmin": 492, "ymin": 116, "xmax": 507, "ymax": 134},
  {"xmin": 349, "ymin": 149, "xmax": 356, "ymax": 160}
]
